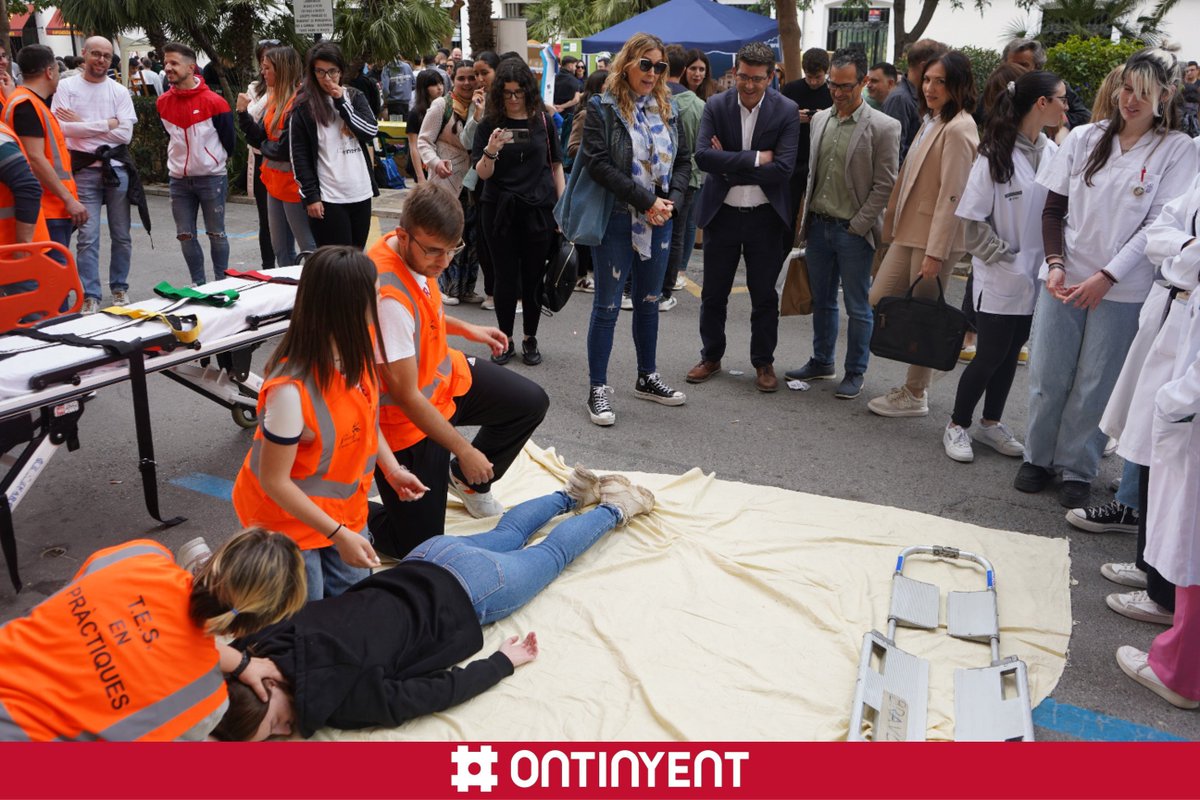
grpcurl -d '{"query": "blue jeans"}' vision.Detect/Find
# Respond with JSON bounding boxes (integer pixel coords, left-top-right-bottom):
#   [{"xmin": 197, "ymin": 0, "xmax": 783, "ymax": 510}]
[
  {"xmin": 303, "ymin": 529, "xmax": 373, "ymax": 601},
  {"xmin": 1025, "ymin": 290, "xmax": 1142, "ymax": 483},
  {"xmin": 266, "ymin": 194, "xmax": 316, "ymax": 267},
  {"xmin": 75, "ymin": 165, "xmax": 132, "ymax": 300},
  {"xmin": 587, "ymin": 210, "xmax": 672, "ymax": 385},
  {"xmin": 1116, "ymin": 458, "xmax": 1142, "ymax": 510},
  {"xmin": 804, "ymin": 216, "xmax": 875, "ymax": 376},
  {"xmin": 169, "ymin": 175, "xmax": 229, "ymax": 284},
  {"xmin": 46, "ymin": 218, "xmax": 73, "ymax": 267},
  {"xmin": 403, "ymin": 491, "xmax": 620, "ymax": 625}
]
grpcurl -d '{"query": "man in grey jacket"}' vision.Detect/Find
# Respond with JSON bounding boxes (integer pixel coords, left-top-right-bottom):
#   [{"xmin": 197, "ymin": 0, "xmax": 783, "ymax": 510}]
[{"xmin": 785, "ymin": 49, "xmax": 900, "ymax": 400}]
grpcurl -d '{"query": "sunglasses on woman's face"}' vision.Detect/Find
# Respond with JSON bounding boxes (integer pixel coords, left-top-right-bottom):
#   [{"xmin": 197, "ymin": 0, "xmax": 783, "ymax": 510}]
[{"xmin": 636, "ymin": 58, "xmax": 669, "ymax": 75}]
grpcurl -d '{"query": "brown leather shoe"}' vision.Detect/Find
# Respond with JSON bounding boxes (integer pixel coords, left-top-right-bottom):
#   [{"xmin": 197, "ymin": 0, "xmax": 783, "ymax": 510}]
[
  {"xmin": 686, "ymin": 359, "xmax": 721, "ymax": 384},
  {"xmin": 755, "ymin": 364, "xmax": 778, "ymax": 393}
]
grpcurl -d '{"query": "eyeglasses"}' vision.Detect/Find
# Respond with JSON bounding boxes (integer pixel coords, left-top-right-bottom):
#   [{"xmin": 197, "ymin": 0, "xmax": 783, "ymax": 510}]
[
  {"xmin": 406, "ymin": 230, "xmax": 466, "ymax": 260},
  {"xmin": 1051, "ymin": 93, "xmax": 1068, "ymax": 105},
  {"xmin": 827, "ymin": 79, "xmax": 860, "ymax": 93},
  {"xmin": 502, "ymin": 89, "xmax": 525, "ymax": 99},
  {"xmin": 636, "ymin": 58, "xmax": 669, "ymax": 75},
  {"xmin": 735, "ymin": 73, "xmax": 769, "ymax": 84},
  {"xmin": 314, "ymin": 67, "xmax": 341, "ymax": 79}
]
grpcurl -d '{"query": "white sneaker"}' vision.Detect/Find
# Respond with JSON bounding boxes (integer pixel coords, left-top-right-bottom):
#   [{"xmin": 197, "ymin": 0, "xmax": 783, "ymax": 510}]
[
  {"xmin": 1101, "ymin": 562, "xmax": 1149, "ymax": 589},
  {"xmin": 1103, "ymin": 436, "xmax": 1118, "ymax": 458},
  {"xmin": 515, "ymin": 300, "xmax": 523, "ymax": 314},
  {"xmin": 111, "ymin": 289, "xmax": 129, "ymax": 306},
  {"xmin": 447, "ymin": 470, "xmax": 505, "ymax": 518},
  {"xmin": 972, "ymin": 422, "xmax": 1024, "ymax": 457},
  {"xmin": 943, "ymin": 423, "xmax": 974, "ymax": 463},
  {"xmin": 587, "ymin": 385, "xmax": 616, "ymax": 427},
  {"xmin": 574, "ymin": 276, "xmax": 595, "ymax": 293},
  {"xmin": 1116, "ymin": 646, "xmax": 1199, "ymax": 709},
  {"xmin": 81, "ymin": 297, "xmax": 101, "ymax": 315},
  {"xmin": 867, "ymin": 386, "xmax": 929, "ymax": 418},
  {"xmin": 443, "ymin": 294, "xmax": 461, "ymax": 306},
  {"xmin": 658, "ymin": 296, "xmax": 677, "ymax": 312},
  {"xmin": 481, "ymin": 296, "xmax": 495, "ymax": 310},
  {"xmin": 620, "ymin": 295, "xmax": 633, "ymax": 311},
  {"xmin": 1106, "ymin": 590, "xmax": 1173, "ymax": 625},
  {"xmin": 673, "ymin": 275, "xmax": 687, "ymax": 291}
]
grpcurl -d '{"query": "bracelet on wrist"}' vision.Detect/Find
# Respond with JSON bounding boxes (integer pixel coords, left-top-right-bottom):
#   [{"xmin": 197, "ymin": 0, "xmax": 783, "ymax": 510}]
[
  {"xmin": 327, "ymin": 522, "xmax": 344, "ymax": 540},
  {"xmin": 482, "ymin": 149, "xmax": 498, "ymax": 160},
  {"xmin": 1100, "ymin": 269, "xmax": 1118, "ymax": 285},
  {"xmin": 229, "ymin": 650, "xmax": 251, "ymax": 681},
  {"xmin": 1047, "ymin": 263, "xmax": 1065, "ymax": 272}
]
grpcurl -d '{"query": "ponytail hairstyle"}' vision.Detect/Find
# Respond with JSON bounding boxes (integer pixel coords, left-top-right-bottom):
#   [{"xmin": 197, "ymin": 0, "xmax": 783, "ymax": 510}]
[
  {"xmin": 188, "ymin": 527, "xmax": 307, "ymax": 639},
  {"xmin": 980, "ymin": 69, "xmax": 1063, "ymax": 185},
  {"xmin": 1082, "ymin": 48, "xmax": 1183, "ymax": 186}
]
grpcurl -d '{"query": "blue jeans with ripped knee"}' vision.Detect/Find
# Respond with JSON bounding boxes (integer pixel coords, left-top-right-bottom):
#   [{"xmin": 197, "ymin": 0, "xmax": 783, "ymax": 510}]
[
  {"xmin": 402, "ymin": 490, "xmax": 621, "ymax": 625},
  {"xmin": 169, "ymin": 175, "xmax": 229, "ymax": 284},
  {"xmin": 586, "ymin": 210, "xmax": 672, "ymax": 386}
]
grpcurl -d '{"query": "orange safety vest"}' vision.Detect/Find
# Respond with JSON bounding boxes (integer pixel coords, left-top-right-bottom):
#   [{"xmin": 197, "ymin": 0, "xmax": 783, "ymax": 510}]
[
  {"xmin": 0, "ymin": 120, "xmax": 49, "ymax": 245},
  {"xmin": 0, "ymin": 541, "xmax": 227, "ymax": 742},
  {"xmin": 232, "ymin": 365, "xmax": 380, "ymax": 550},
  {"xmin": 259, "ymin": 95, "xmax": 301, "ymax": 203},
  {"xmin": 369, "ymin": 233, "xmax": 473, "ymax": 451},
  {"xmin": 1, "ymin": 86, "xmax": 78, "ymax": 221}
]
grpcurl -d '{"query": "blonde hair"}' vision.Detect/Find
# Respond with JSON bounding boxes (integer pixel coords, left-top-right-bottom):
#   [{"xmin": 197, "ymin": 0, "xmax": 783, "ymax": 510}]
[
  {"xmin": 189, "ymin": 527, "xmax": 307, "ymax": 638},
  {"xmin": 1091, "ymin": 65, "xmax": 1123, "ymax": 122},
  {"xmin": 603, "ymin": 33, "xmax": 673, "ymax": 125},
  {"xmin": 264, "ymin": 46, "xmax": 304, "ymax": 135}
]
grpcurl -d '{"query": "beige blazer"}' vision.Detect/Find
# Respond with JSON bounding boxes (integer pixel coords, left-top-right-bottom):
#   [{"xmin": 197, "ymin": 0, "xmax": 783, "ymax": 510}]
[
  {"xmin": 800, "ymin": 102, "xmax": 901, "ymax": 250},
  {"xmin": 881, "ymin": 109, "xmax": 978, "ymax": 261}
]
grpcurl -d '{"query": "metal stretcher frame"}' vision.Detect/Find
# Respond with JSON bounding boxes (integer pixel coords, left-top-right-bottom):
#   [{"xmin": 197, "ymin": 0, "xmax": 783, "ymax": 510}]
[{"xmin": 0, "ymin": 310, "xmax": 291, "ymax": 592}]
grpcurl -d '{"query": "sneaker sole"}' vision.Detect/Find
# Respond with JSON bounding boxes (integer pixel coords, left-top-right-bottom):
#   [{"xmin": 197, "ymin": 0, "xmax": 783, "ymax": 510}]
[
  {"xmin": 587, "ymin": 406, "xmax": 616, "ymax": 426},
  {"xmin": 784, "ymin": 371, "xmax": 836, "ymax": 381},
  {"xmin": 1100, "ymin": 564, "xmax": 1148, "ymax": 589},
  {"xmin": 973, "ymin": 438, "xmax": 1025, "ymax": 458},
  {"xmin": 1065, "ymin": 510, "xmax": 1137, "ymax": 534},
  {"xmin": 633, "ymin": 390, "xmax": 686, "ymax": 406},
  {"xmin": 944, "ymin": 448, "xmax": 974, "ymax": 463},
  {"xmin": 1117, "ymin": 650, "xmax": 1200, "ymax": 709},
  {"xmin": 834, "ymin": 387, "xmax": 861, "ymax": 399},
  {"xmin": 1106, "ymin": 595, "xmax": 1173, "ymax": 625},
  {"xmin": 1013, "ymin": 470, "xmax": 1052, "ymax": 493},
  {"xmin": 868, "ymin": 404, "xmax": 928, "ymax": 418}
]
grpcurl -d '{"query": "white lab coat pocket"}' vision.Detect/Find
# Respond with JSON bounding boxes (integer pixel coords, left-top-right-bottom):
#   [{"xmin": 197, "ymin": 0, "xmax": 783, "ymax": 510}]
[{"xmin": 1147, "ymin": 410, "xmax": 1200, "ymax": 586}]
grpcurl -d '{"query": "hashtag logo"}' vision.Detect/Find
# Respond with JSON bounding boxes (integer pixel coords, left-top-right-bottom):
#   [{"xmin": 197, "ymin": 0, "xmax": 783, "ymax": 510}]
[{"xmin": 450, "ymin": 745, "xmax": 499, "ymax": 793}]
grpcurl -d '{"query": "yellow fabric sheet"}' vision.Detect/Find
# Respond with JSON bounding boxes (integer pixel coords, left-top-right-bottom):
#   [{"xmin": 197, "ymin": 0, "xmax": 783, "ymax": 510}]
[{"xmin": 317, "ymin": 443, "xmax": 1071, "ymax": 741}]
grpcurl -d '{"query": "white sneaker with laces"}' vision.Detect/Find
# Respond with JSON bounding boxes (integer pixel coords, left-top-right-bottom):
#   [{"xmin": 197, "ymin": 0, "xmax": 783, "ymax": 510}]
[
  {"xmin": 1116, "ymin": 645, "xmax": 1200, "ymax": 709},
  {"xmin": 972, "ymin": 422, "xmax": 1024, "ymax": 457},
  {"xmin": 447, "ymin": 470, "xmax": 505, "ymax": 518},
  {"xmin": 574, "ymin": 276, "xmax": 595, "ymax": 293},
  {"xmin": 658, "ymin": 296, "xmax": 677, "ymax": 312},
  {"xmin": 81, "ymin": 297, "xmax": 101, "ymax": 315},
  {"xmin": 443, "ymin": 295, "xmax": 460, "ymax": 306},
  {"xmin": 943, "ymin": 423, "xmax": 974, "ymax": 463},
  {"xmin": 1101, "ymin": 562, "xmax": 1148, "ymax": 589},
  {"xmin": 111, "ymin": 289, "xmax": 129, "ymax": 306},
  {"xmin": 587, "ymin": 385, "xmax": 616, "ymax": 427},
  {"xmin": 867, "ymin": 386, "xmax": 929, "ymax": 418},
  {"xmin": 1106, "ymin": 590, "xmax": 1173, "ymax": 625}
]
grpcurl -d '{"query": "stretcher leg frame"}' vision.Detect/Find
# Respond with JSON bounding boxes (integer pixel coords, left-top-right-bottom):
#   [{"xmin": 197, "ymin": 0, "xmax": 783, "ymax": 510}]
[{"xmin": 127, "ymin": 350, "xmax": 186, "ymax": 530}]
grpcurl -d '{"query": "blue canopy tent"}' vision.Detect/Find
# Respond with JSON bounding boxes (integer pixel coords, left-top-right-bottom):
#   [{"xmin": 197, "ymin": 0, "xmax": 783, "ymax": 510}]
[{"xmin": 582, "ymin": 0, "xmax": 779, "ymax": 56}]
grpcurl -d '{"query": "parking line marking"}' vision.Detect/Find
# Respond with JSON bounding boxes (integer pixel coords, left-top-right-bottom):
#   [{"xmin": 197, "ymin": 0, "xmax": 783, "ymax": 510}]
[
  {"xmin": 1033, "ymin": 698, "xmax": 1186, "ymax": 741},
  {"xmin": 170, "ymin": 472, "xmax": 234, "ymax": 502}
]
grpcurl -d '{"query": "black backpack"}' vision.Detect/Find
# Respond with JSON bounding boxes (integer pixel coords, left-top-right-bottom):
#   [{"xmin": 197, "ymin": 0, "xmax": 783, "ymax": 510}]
[{"xmin": 541, "ymin": 237, "xmax": 578, "ymax": 313}]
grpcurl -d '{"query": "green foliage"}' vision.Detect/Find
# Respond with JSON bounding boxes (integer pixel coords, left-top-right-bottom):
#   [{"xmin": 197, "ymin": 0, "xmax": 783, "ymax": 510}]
[
  {"xmin": 958, "ymin": 45, "xmax": 1001, "ymax": 92},
  {"xmin": 1045, "ymin": 35, "xmax": 1141, "ymax": 107},
  {"xmin": 526, "ymin": 0, "xmax": 668, "ymax": 42},
  {"xmin": 335, "ymin": 0, "xmax": 452, "ymax": 65},
  {"xmin": 130, "ymin": 95, "xmax": 169, "ymax": 184}
]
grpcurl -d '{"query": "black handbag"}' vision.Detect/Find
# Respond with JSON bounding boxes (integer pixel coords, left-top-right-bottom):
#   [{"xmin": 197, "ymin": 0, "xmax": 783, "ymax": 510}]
[
  {"xmin": 870, "ymin": 276, "xmax": 969, "ymax": 372},
  {"xmin": 541, "ymin": 236, "xmax": 578, "ymax": 313}
]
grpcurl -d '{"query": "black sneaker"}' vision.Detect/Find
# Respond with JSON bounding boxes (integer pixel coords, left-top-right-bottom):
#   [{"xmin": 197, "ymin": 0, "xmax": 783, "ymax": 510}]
[
  {"xmin": 491, "ymin": 341, "xmax": 515, "ymax": 366},
  {"xmin": 587, "ymin": 385, "xmax": 615, "ymax": 426},
  {"xmin": 1059, "ymin": 479, "xmax": 1091, "ymax": 509},
  {"xmin": 522, "ymin": 336, "xmax": 542, "ymax": 366},
  {"xmin": 1013, "ymin": 462, "xmax": 1053, "ymax": 493},
  {"xmin": 634, "ymin": 372, "xmax": 687, "ymax": 406},
  {"xmin": 1065, "ymin": 500, "xmax": 1139, "ymax": 534}
]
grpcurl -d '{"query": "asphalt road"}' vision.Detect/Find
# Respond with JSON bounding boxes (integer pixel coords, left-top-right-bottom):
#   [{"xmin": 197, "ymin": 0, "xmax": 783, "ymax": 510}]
[{"xmin": 2, "ymin": 191, "xmax": 1195, "ymax": 742}]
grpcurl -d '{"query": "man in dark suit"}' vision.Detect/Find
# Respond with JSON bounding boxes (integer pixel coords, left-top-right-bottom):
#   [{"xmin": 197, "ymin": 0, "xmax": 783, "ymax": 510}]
[{"xmin": 686, "ymin": 41, "xmax": 800, "ymax": 393}]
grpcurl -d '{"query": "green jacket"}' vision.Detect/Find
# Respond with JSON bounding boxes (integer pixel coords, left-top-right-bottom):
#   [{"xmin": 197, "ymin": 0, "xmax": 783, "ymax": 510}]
[{"xmin": 672, "ymin": 86, "xmax": 706, "ymax": 190}]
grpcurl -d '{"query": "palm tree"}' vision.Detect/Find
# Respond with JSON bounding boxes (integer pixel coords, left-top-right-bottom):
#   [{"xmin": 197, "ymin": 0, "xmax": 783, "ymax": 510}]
[
  {"xmin": 1019, "ymin": 0, "xmax": 1181, "ymax": 46},
  {"xmin": 335, "ymin": 0, "xmax": 452, "ymax": 65}
]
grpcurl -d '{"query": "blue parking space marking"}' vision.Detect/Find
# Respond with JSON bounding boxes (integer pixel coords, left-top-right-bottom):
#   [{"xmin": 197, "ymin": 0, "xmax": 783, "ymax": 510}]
[
  {"xmin": 169, "ymin": 472, "xmax": 234, "ymax": 501},
  {"xmin": 1033, "ymin": 698, "xmax": 1186, "ymax": 741}
]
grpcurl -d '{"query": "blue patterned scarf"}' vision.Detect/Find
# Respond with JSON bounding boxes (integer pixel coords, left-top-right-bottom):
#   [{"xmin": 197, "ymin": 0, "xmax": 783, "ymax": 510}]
[{"xmin": 620, "ymin": 94, "xmax": 675, "ymax": 259}]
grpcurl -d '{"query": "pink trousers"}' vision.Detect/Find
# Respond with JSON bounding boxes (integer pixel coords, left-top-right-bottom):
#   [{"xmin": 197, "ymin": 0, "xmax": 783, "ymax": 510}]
[{"xmin": 1149, "ymin": 583, "xmax": 1200, "ymax": 700}]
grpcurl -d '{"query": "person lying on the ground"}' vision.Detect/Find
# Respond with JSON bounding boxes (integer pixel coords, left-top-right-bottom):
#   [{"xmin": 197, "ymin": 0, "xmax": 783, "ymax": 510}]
[{"xmin": 210, "ymin": 468, "xmax": 655, "ymax": 740}]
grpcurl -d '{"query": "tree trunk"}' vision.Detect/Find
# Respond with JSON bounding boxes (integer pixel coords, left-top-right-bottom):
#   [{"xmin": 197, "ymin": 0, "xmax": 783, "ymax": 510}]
[
  {"xmin": 467, "ymin": 0, "xmax": 494, "ymax": 56},
  {"xmin": 776, "ymin": 0, "xmax": 801, "ymax": 83},
  {"xmin": 893, "ymin": 0, "xmax": 940, "ymax": 61},
  {"xmin": 228, "ymin": 3, "xmax": 257, "ymax": 88},
  {"xmin": 445, "ymin": 0, "xmax": 464, "ymax": 50},
  {"xmin": 0, "ymin": 0, "xmax": 9, "ymax": 49},
  {"xmin": 185, "ymin": 22, "xmax": 236, "ymax": 103},
  {"xmin": 145, "ymin": 21, "xmax": 168, "ymax": 60}
]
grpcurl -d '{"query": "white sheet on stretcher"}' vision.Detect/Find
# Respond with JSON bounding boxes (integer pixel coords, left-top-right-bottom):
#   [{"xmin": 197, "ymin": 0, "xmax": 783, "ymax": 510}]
[
  {"xmin": 0, "ymin": 267, "xmax": 301, "ymax": 400},
  {"xmin": 314, "ymin": 443, "xmax": 1072, "ymax": 742}
]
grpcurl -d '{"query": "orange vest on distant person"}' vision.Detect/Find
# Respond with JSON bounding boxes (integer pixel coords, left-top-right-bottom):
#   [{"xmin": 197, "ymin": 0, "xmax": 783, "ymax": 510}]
[
  {"xmin": 232, "ymin": 365, "xmax": 380, "ymax": 550},
  {"xmin": 369, "ymin": 233, "xmax": 473, "ymax": 451},
  {"xmin": 0, "ymin": 541, "xmax": 227, "ymax": 741},
  {"xmin": 259, "ymin": 95, "xmax": 302, "ymax": 203},
  {"xmin": 0, "ymin": 120, "xmax": 49, "ymax": 244},
  {"xmin": 1, "ymin": 86, "xmax": 77, "ymax": 220}
]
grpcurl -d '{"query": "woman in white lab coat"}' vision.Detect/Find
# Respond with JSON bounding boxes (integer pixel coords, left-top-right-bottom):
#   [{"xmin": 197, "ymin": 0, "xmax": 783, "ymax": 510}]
[
  {"xmin": 944, "ymin": 69, "xmax": 1064, "ymax": 464},
  {"xmin": 1015, "ymin": 48, "xmax": 1198, "ymax": 510}
]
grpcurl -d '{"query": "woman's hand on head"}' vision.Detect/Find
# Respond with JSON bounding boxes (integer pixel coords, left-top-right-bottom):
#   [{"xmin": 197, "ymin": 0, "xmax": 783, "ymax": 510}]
[
  {"xmin": 386, "ymin": 466, "xmax": 429, "ymax": 501},
  {"xmin": 332, "ymin": 529, "xmax": 381, "ymax": 569},
  {"xmin": 240, "ymin": 656, "xmax": 284, "ymax": 703},
  {"xmin": 499, "ymin": 632, "xmax": 538, "ymax": 668}
]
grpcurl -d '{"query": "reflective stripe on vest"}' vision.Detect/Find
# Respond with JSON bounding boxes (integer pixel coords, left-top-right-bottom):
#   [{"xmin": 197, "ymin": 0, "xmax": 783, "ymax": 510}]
[
  {"xmin": 94, "ymin": 663, "xmax": 224, "ymax": 741},
  {"xmin": 79, "ymin": 543, "xmax": 173, "ymax": 578},
  {"xmin": 0, "ymin": 699, "xmax": 29, "ymax": 742},
  {"xmin": 264, "ymin": 158, "xmax": 292, "ymax": 172},
  {"xmin": 0, "ymin": 118, "xmax": 49, "ymax": 241},
  {"xmin": 2, "ymin": 89, "xmax": 77, "ymax": 217},
  {"xmin": 377, "ymin": 270, "xmax": 453, "ymax": 403}
]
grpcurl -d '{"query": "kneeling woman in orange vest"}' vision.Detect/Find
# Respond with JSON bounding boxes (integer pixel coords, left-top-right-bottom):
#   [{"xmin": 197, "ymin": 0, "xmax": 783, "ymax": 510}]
[
  {"xmin": 211, "ymin": 468, "xmax": 655, "ymax": 740},
  {"xmin": 232, "ymin": 245, "xmax": 429, "ymax": 601},
  {"xmin": 0, "ymin": 529, "xmax": 307, "ymax": 741}
]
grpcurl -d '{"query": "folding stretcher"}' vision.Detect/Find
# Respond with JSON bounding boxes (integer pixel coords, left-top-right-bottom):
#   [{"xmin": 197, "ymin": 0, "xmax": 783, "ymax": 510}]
[
  {"xmin": 0, "ymin": 242, "xmax": 302, "ymax": 591},
  {"xmin": 848, "ymin": 544, "xmax": 1035, "ymax": 742}
]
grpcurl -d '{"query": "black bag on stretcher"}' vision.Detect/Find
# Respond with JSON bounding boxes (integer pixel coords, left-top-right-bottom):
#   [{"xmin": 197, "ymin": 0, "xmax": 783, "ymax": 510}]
[{"xmin": 869, "ymin": 276, "xmax": 969, "ymax": 373}]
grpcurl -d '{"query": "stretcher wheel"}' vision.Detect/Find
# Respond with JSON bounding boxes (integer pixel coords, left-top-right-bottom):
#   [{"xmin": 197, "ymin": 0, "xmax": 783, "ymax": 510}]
[{"xmin": 232, "ymin": 406, "xmax": 258, "ymax": 429}]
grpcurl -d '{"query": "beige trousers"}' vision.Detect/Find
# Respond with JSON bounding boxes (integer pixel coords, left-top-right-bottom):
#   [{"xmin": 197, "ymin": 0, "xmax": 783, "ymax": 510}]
[{"xmin": 868, "ymin": 243, "xmax": 962, "ymax": 393}]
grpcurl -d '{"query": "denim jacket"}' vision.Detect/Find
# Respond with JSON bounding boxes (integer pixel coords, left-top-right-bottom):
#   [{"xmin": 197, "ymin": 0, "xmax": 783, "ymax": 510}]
[{"xmin": 581, "ymin": 91, "xmax": 692, "ymax": 213}]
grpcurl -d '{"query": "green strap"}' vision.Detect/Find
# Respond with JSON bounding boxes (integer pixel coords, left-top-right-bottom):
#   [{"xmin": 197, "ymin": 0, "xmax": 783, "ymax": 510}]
[{"xmin": 153, "ymin": 281, "xmax": 240, "ymax": 307}]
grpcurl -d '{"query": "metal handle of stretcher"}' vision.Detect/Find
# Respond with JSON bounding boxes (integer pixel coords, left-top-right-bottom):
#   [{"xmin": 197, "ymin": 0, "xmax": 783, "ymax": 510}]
[{"xmin": 890, "ymin": 545, "xmax": 999, "ymax": 663}]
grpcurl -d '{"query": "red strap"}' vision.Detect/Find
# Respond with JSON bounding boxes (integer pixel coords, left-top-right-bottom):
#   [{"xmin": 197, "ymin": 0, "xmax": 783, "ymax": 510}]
[{"xmin": 224, "ymin": 268, "xmax": 299, "ymax": 285}]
